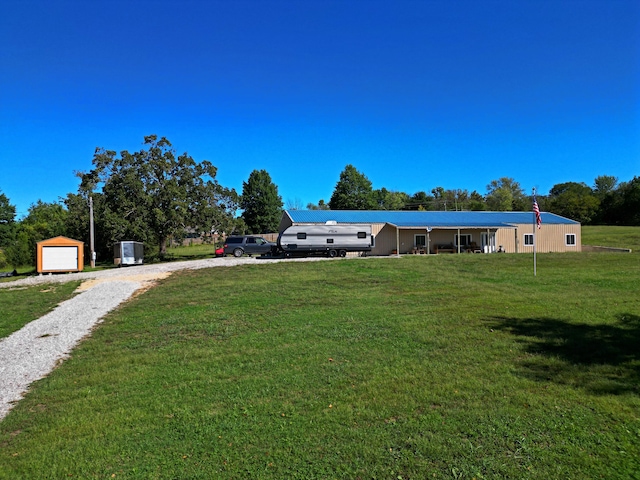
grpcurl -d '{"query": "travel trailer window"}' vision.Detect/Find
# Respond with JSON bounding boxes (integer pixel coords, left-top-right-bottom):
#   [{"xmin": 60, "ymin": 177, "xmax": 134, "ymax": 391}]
[
  {"xmin": 297, "ymin": 232, "xmax": 306, "ymax": 240},
  {"xmin": 566, "ymin": 234, "xmax": 576, "ymax": 246},
  {"xmin": 357, "ymin": 231, "xmax": 367, "ymax": 239},
  {"xmin": 327, "ymin": 238, "xmax": 334, "ymax": 243}
]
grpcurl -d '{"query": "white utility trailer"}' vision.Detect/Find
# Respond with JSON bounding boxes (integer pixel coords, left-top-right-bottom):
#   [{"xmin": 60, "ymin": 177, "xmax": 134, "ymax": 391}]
[{"xmin": 114, "ymin": 241, "xmax": 144, "ymax": 266}]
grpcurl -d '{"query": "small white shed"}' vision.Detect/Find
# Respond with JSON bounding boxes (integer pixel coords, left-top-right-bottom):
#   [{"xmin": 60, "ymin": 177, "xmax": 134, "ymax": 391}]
[{"xmin": 37, "ymin": 236, "xmax": 84, "ymax": 273}]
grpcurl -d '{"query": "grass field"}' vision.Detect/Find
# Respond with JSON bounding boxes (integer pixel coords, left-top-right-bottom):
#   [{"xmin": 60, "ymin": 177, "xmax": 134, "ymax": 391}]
[
  {"xmin": 0, "ymin": 282, "xmax": 80, "ymax": 339},
  {"xmin": 0, "ymin": 249, "xmax": 638, "ymax": 479},
  {"xmin": 582, "ymin": 225, "xmax": 640, "ymax": 250}
]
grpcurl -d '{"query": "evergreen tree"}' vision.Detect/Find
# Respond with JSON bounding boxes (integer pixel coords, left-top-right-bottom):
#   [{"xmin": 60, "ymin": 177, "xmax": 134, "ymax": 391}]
[
  {"xmin": 329, "ymin": 165, "xmax": 376, "ymax": 210},
  {"xmin": 240, "ymin": 170, "xmax": 283, "ymax": 233}
]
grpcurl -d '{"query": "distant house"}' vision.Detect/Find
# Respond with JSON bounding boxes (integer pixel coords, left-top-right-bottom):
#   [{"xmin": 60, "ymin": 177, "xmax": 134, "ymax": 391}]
[{"xmin": 279, "ymin": 210, "xmax": 581, "ymax": 255}]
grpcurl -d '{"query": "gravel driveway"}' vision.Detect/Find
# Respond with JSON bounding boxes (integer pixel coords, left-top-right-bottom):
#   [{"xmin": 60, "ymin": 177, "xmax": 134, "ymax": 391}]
[{"xmin": 0, "ymin": 255, "xmax": 330, "ymax": 420}]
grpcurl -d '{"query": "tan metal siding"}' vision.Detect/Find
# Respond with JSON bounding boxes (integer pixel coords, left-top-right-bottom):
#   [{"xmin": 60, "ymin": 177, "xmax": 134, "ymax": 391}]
[
  {"xmin": 371, "ymin": 224, "xmax": 399, "ymax": 255},
  {"xmin": 510, "ymin": 223, "xmax": 581, "ymax": 253},
  {"xmin": 495, "ymin": 229, "xmax": 517, "ymax": 253}
]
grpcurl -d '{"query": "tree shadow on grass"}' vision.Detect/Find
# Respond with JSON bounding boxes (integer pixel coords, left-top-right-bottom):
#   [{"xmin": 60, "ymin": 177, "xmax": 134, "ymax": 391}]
[{"xmin": 488, "ymin": 313, "xmax": 640, "ymax": 395}]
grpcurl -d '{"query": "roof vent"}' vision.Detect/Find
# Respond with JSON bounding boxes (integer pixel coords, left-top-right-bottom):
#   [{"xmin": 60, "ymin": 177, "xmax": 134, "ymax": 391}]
[{"xmin": 325, "ymin": 220, "xmax": 337, "ymax": 225}]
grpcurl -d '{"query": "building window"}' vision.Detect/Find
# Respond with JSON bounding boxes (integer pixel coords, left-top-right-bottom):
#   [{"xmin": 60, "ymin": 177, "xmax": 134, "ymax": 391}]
[
  {"xmin": 566, "ymin": 233, "xmax": 576, "ymax": 246},
  {"xmin": 524, "ymin": 234, "xmax": 534, "ymax": 246},
  {"xmin": 414, "ymin": 234, "xmax": 426, "ymax": 247},
  {"xmin": 297, "ymin": 232, "xmax": 306, "ymax": 240},
  {"xmin": 454, "ymin": 234, "xmax": 472, "ymax": 246}
]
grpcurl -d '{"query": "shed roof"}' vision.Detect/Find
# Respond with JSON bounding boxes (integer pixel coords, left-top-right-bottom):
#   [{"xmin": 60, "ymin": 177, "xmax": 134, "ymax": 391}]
[
  {"xmin": 36, "ymin": 235, "xmax": 84, "ymax": 246},
  {"xmin": 285, "ymin": 210, "xmax": 579, "ymax": 228}
]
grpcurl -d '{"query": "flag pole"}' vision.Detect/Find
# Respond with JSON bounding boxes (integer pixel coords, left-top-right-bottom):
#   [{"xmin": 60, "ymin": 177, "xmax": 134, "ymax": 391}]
[
  {"xmin": 532, "ymin": 188, "xmax": 538, "ymax": 277},
  {"xmin": 533, "ymin": 197, "xmax": 536, "ymax": 277}
]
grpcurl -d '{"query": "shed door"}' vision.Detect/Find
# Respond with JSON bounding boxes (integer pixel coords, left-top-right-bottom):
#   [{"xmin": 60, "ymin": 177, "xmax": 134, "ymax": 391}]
[{"xmin": 42, "ymin": 246, "xmax": 78, "ymax": 271}]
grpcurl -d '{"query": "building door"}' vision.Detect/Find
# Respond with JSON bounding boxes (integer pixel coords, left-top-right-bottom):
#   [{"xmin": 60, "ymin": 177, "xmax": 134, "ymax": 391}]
[{"xmin": 481, "ymin": 232, "xmax": 496, "ymax": 253}]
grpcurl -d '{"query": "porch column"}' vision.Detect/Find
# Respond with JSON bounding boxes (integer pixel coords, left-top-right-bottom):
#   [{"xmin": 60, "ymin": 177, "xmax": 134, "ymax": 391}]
[
  {"xmin": 457, "ymin": 228, "xmax": 461, "ymax": 254},
  {"xmin": 396, "ymin": 226, "xmax": 400, "ymax": 256}
]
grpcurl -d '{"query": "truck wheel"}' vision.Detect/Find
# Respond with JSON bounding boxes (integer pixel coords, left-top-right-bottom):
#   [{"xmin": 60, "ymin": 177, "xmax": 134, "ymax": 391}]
[
  {"xmin": 233, "ymin": 248, "xmax": 243, "ymax": 257},
  {"xmin": 328, "ymin": 249, "xmax": 337, "ymax": 258},
  {"xmin": 339, "ymin": 250, "xmax": 347, "ymax": 257}
]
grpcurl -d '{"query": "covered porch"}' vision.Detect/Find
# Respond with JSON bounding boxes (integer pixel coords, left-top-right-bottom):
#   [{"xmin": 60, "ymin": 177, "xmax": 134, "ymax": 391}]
[{"xmin": 381, "ymin": 224, "xmax": 506, "ymax": 255}]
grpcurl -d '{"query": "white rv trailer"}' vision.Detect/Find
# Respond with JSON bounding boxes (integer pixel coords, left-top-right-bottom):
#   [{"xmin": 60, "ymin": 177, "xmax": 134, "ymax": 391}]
[{"xmin": 276, "ymin": 224, "xmax": 372, "ymax": 257}]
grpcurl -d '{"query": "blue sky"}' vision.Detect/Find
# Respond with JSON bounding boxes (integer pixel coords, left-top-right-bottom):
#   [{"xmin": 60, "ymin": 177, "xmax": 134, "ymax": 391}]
[{"xmin": 1, "ymin": 0, "xmax": 638, "ymax": 218}]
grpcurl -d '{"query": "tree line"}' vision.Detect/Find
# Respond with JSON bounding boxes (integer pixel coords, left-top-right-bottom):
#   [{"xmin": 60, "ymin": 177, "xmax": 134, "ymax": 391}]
[
  {"xmin": 312, "ymin": 165, "xmax": 639, "ymax": 227},
  {"xmin": 0, "ymin": 135, "xmax": 638, "ymax": 270}
]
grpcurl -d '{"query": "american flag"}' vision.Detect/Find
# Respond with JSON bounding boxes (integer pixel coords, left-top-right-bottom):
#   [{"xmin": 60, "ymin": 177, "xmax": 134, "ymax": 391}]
[{"xmin": 533, "ymin": 197, "xmax": 542, "ymax": 229}]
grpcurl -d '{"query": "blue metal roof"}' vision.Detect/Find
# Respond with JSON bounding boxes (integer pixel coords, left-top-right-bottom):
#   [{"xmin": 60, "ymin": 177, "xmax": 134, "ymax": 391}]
[{"xmin": 285, "ymin": 210, "xmax": 578, "ymax": 227}]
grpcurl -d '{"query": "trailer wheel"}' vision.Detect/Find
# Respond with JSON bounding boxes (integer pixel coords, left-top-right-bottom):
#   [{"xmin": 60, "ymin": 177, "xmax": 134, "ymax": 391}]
[
  {"xmin": 339, "ymin": 250, "xmax": 347, "ymax": 257},
  {"xmin": 328, "ymin": 249, "xmax": 337, "ymax": 258},
  {"xmin": 233, "ymin": 248, "xmax": 243, "ymax": 257}
]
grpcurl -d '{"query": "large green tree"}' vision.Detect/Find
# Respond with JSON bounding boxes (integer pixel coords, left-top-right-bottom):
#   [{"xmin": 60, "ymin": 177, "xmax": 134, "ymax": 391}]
[
  {"xmin": 468, "ymin": 190, "xmax": 487, "ymax": 211},
  {"xmin": 431, "ymin": 187, "xmax": 446, "ymax": 210},
  {"xmin": 485, "ymin": 177, "xmax": 528, "ymax": 211},
  {"xmin": 240, "ymin": 169, "xmax": 283, "ymax": 233},
  {"xmin": 0, "ymin": 190, "xmax": 16, "ymax": 248},
  {"xmin": 373, "ymin": 188, "xmax": 409, "ymax": 210},
  {"xmin": 80, "ymin": 135, "xmax": 237, "ymax": 255},
  {"xmin": 406, "ymin": 191, "xmax": 433, "ymax": 210},
  {"xmin": 600, "ymin": 176, "xmax": 640, "ymax": 225},
  {"xmin": 593, "ymin": 175, "xmax": 618, "ymax": 198},
  {"xmin": 20, "ymin": 200, "xmax": 68, "ymax": 239},
  {"xmin": 3, "ymin": 200, "xmax": 68, "ymax": 267},
  {"xmin": 329, "ymin": 165, "xmax": 376, "ymax": 210},
  {"xmin": 547, "ymin": 182, "xmax": 600, "ymax": 223}
]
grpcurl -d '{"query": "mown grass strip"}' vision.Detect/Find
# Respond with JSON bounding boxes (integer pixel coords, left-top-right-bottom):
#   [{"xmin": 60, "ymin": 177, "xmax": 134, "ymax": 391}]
[
  {"xmin": 0, "ymin": 281, "xmax": 81, "ymax": 339},
  {"xmin": 0, "ymin": 254, "xmax": 639, "ymax": 479},
  {"xmin": 582, "ymin": 225, "xmax": 640, "ymax": 250}
]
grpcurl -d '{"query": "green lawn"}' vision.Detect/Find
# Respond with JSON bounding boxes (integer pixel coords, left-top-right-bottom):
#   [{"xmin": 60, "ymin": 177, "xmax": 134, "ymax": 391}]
[
  {"xmin": 1, "ymin": 252, "xmax": 638, "ymax": 479},
  {"xmin": 582, "ymin": 225, "xmax": 640, "ymax": 250},
  {"xmin": 0, "ymin": 282, "xmax": 81, "ymax": 339}
]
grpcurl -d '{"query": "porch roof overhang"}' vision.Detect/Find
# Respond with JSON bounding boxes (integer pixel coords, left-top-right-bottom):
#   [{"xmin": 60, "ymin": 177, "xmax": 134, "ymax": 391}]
[{"xmin": 385, "ymin": 223, "xmax": 511, "ymax": 230}]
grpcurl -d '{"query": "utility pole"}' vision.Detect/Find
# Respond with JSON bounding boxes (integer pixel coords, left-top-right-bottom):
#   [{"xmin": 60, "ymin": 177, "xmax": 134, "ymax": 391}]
[{"xmin": 89, "ymin": 196, "xmax": 95, "ymax": 268}]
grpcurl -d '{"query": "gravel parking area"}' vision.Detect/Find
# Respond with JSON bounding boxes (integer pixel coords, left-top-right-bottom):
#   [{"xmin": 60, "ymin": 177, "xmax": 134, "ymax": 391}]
[{"xmin": 0, "ymin": 255, "xmax": 331, "ymax": 420}]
